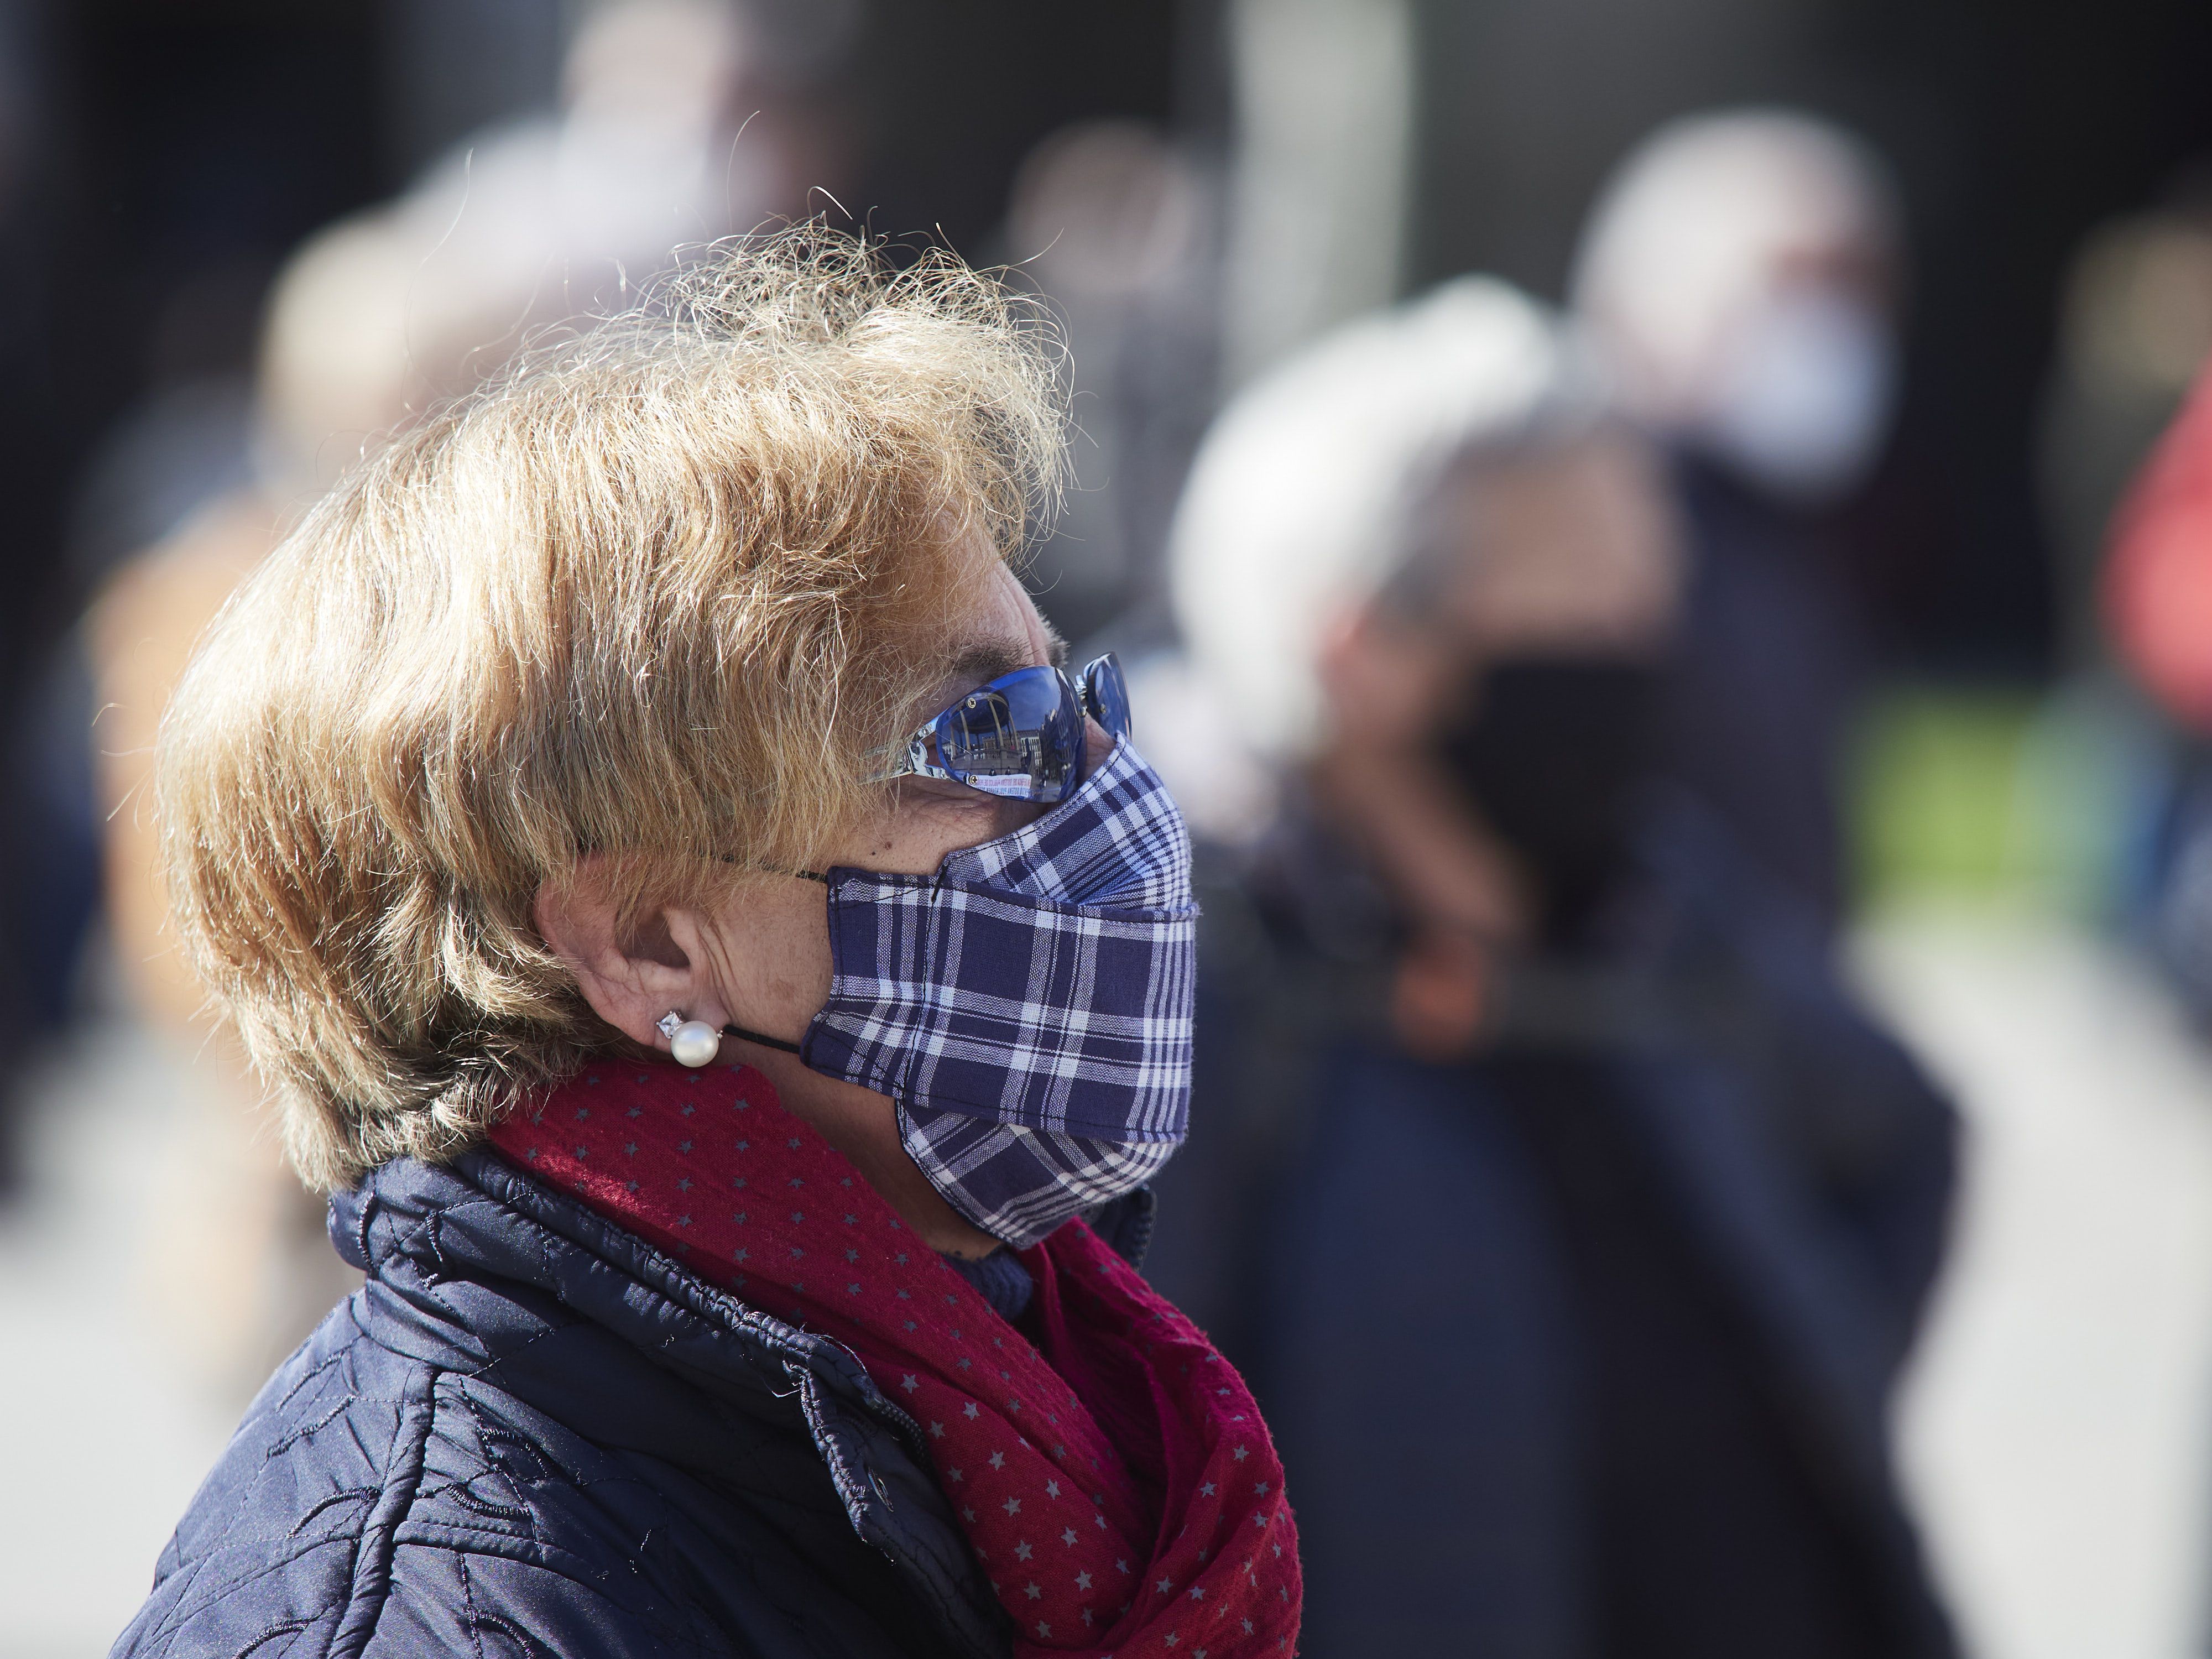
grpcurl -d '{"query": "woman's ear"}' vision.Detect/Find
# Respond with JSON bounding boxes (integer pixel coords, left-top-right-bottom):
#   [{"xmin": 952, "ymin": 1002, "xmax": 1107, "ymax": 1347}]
[{"xmin": 533, "ymin": 858, "xmax": 722, "ymax": 1048}]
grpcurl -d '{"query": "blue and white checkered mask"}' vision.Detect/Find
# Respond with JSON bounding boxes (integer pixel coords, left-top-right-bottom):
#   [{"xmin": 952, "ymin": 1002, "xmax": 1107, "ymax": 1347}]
[{"xmin": 798, "ymin": 738, "xmax": 1196, "ymax": 1248}]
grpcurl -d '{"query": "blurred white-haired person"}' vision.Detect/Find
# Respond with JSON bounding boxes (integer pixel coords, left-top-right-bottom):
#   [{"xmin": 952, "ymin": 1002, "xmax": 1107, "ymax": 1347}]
[
  {"xmin": 1141, "ymin": 276, "xmax": 1960, "ymax": 1659},
  {"xmin": 112, "ymin": 236, "xmax": 1305, "ymax": 1659},
  {"xmin": 1571, "ymin": 107, "xmax": 1906, "ymax": 922}
]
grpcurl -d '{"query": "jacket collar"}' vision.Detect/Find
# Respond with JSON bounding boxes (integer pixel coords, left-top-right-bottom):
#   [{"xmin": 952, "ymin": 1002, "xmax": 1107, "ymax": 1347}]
[{"xmin": 330, "ymin": 1149, "xmax": 1007, "ymax": 1656}]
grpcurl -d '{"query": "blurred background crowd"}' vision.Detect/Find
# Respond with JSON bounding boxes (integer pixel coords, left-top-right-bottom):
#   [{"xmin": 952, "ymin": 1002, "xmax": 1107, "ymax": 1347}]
[{"xmin": 8, "ymin": 1, "xmax": 2212, "ymax": 1655}]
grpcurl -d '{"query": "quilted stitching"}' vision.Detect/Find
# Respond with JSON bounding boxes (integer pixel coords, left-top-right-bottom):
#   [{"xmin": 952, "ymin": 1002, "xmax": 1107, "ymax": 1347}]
[{"xmin": 109, "ymin": 1155, "xmax": 1008, "ymax": 1659}]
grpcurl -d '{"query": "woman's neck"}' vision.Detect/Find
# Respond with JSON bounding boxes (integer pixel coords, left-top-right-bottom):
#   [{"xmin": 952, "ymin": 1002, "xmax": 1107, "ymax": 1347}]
[{"xmin": 717, "ymin": 1039, "xmax": 1002, "ymax": 1260}]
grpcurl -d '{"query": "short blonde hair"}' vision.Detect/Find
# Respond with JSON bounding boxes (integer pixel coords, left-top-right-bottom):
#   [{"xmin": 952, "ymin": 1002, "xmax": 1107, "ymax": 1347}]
[{"xmin": 158, "ymin": 232, "xmax": 1066, "ymax": 1191}]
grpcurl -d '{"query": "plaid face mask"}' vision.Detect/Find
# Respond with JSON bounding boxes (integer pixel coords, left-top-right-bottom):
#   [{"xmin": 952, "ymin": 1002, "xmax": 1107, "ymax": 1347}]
[{"xmin": 799, "ymin": 738, "xmax": 1197, "ymax": 1248}]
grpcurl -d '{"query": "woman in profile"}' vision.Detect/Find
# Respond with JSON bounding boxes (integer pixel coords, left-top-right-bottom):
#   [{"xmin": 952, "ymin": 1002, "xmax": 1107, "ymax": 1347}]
[{"xmin": 114, "ymin": 235, "xmax": 1297, "ymax": 1659}]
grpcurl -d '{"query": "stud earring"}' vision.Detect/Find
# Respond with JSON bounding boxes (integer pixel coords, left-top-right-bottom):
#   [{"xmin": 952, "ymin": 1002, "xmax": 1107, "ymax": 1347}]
[{"xmin": 658, "ymin": 1010, "xmax": 722, "ymax": 1068}]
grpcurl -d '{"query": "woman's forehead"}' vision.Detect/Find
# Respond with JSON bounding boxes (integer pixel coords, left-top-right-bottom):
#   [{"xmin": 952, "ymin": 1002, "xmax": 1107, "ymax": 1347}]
[
  {"xmin": 961, "ymin": 562, "xmax": 1063, "ymax": 669},
  {"xmin": 919, "ymin": 559, "xmax": 1067, "ymax": 713}
]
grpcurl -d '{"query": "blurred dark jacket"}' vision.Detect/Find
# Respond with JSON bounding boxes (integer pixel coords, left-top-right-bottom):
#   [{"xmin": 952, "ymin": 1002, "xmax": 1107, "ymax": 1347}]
[
  {"xmin": 1146, "ymin": 794, "xmax": 1959, "ymax": 1659},
  {"xmin": 111, "ymin": 1151, "xmax": 1014, "ymax": 1659},
  {"xmin": 1661, "ymin": 453, "xmax": 1867, "ymax": 929}
]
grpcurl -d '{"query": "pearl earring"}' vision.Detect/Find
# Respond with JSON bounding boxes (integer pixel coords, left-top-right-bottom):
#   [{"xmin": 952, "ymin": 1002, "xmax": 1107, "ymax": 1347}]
[{"xmin": 657, "ymin": 1010, "xmax": 722, "ymax": 1069}]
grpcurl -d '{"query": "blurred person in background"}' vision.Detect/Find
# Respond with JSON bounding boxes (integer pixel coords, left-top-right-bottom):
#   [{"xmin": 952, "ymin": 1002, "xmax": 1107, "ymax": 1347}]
[
  {"xmin": 2042, "ymin": 180, "xmax": 2212, "ymax": 672},
  {"xmin": 1571, "ymin": 108, "xmax": 1905, "ymax": 927},
  {"xmin": 87, "ymin": 0, "xmax": 847, "ymax": 1399},
  {"xmin": 2105, "ymin": 348, "xmax": 2212, "ymax": 1004},
  {"xmin": 2042, "ymin": 185, "xmax": 2212, "ymax": 1011},
  {"xmin": 114, "ymin": 234, "xmax": 1301, "ymax": 1659},
  {"xmin": 1144, "ymin": 278, "xmax": 1958, "ymax": 1657},
  {"xmin": 260, "ymin": 0, "xmax": 851, "ymax": 498},
  {"xmin": 996, "ymin": 121, "xmax": 1220, "ymax": 648}
]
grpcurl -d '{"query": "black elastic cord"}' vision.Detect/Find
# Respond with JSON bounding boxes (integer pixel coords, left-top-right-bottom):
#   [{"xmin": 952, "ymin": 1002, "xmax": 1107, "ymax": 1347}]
[
  {"xmin": 721, "ymin": 1022, "xmax": 805, "ymax": 1056},
  {"xmin": 705, "ymin": 869, "xmax": 821, "ymax": 1056},
  {"xmin": 711, "ymin": 860, "xmax": 831, "ymax": 886}
]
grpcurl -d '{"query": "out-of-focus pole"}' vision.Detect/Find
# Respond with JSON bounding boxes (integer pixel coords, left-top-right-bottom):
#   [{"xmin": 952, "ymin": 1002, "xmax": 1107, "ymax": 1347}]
[{"xmin": 1221, "ymin": 0, "xmax": 1415, "ymax": 389}]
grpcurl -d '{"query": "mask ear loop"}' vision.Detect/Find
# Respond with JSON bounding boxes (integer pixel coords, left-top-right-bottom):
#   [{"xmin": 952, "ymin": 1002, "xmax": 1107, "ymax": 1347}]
[
  {"xmin": 721, "ymin": 1022, "xmax": 804, "ymax": 1056},
  {"xmin": 720, "ymin": 868, "xmax": 830, "ymax": 1057}
]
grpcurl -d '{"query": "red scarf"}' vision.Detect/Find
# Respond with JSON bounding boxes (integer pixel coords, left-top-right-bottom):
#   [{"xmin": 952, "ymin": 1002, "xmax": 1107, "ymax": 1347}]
[{"xmin": 488, "ymin": 1059, "xmax": 1301, "ymax": 1657}]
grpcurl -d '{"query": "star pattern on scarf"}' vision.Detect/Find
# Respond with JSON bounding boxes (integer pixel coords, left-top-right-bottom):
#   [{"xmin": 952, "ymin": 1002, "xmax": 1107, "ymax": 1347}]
[{"xmin": 491, "ymin": 1061, "xmax": 1301, "ymax": 1657}]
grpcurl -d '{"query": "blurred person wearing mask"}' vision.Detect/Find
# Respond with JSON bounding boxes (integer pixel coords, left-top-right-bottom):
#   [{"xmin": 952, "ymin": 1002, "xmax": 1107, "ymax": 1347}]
[
  {"xmin": 88, "ymin": 0, "xmax": 848, "ymax": 1398},
  {"xmin": 1145, "ymin": 280, "xmax": 1959, "ymax": 1658},
  {"xmin": 1571, "ymin": 109, "xmax": 1904, "ymax": 925}
]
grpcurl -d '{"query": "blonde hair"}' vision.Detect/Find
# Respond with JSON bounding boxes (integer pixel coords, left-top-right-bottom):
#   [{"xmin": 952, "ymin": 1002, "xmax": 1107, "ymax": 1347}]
[{"xmin": 158, "ymin": 232, "xmax": 1066, "ymax": 1191}]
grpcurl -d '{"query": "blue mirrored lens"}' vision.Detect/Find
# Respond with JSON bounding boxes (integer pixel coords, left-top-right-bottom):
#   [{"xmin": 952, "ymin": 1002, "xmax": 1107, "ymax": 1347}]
[
  {"xmin": 1081, "ymin": 653, "xmax": 1133, "ymax": 741},
  {"xmin": 927, "ymin": 665, "xmax": 1085, "ymax": 801}
]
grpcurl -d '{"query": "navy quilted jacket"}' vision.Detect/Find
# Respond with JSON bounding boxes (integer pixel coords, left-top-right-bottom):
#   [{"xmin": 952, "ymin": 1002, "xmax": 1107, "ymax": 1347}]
[{"xmin": 110, "ymin": 1148, "xmax": 1018, "ymax": 1658}]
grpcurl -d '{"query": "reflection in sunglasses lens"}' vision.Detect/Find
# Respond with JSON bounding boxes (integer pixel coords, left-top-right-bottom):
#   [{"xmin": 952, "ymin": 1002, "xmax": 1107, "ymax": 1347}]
[
  {"xmin": 930, "ymin": 668, "xmax": 1084, "ymax": 800},
  {"xmin": 1083, "ymin": 655, "xmax": 1133, "ymax": 740}
]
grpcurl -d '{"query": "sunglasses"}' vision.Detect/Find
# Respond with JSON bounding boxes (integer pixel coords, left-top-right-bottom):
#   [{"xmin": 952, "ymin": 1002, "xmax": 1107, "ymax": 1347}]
[{"xmin": 873, "ymin": 652, "xmax": 1133, "ymax": 802}]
